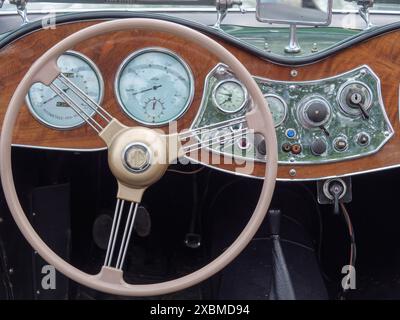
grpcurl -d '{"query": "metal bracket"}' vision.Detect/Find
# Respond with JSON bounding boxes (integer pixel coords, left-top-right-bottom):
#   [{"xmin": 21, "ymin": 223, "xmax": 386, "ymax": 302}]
[
  {"xmin": 357, "ymin": 0, "xmax": 374, "ymax": 29},
  {"xmin": 9, "ymin": 0, "xmax": 29, "ymax": 25},
  {"xmin": 285, "ymin": 24, "xmax": 301, "ymax": 54},
  {"xmin": 213, "ymin": 0, "xmax": 245, "ymax": 30}
]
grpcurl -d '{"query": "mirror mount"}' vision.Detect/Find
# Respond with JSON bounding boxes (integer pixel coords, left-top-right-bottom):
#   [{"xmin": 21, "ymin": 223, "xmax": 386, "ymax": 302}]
[{"xmin": 285, "ymin": 24, "xmax": 301, "ymax": 53}]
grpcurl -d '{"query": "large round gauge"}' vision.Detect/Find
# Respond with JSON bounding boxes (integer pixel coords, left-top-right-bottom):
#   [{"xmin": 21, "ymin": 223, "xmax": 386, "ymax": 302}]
[
  {"xmin": 264, "ymin": 94, "xmax": 287, "ymax": 127},
  {"xmin": 213, "ymin": 79, "xmax": 248, "ymax": 113},
  {"xmin": 26, "ymin": 51, "xmax": 103, "ymax": 130},
  {"xmin": 115, "ymin": 48, "xmax": 194, "ymax": 126}
]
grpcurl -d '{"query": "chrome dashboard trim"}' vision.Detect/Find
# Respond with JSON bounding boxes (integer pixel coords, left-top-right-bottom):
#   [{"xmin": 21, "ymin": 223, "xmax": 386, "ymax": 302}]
[
  {"xmin": 184, "ymin": 154, "xmax": 400, "ymax": 181},
  {"xmin": 191, "ymin": 63, "xmax": 394, "ymax": 166}
]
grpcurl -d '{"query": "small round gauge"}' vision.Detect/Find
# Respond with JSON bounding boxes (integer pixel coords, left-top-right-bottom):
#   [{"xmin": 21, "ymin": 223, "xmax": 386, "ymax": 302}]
[
  {"xmin": 115, "ymin": 48, "xmax": 194, "ymax": 126},
  {"xmin": 26, "ymin": 51, "xmax": 103, "ymax": 130},
  {"xmin": 264, "ymin": 94, "xmax": 287, "ymax": 127},
  {"xmin": 213, "ymin": 79, "xmax": 247, "ymax": 113}
]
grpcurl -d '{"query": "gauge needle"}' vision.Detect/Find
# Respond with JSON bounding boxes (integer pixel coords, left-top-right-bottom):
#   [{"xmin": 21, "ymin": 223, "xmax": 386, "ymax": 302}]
[
  {"xmin": 129, "ymin": 85, "xmax": 162, "ymax": 95},
  {"xmin": 152, "ymin": 100, "xmax": 157, "ymax": 110},
  {"xmin": 42, "ymin": 88, "xmax": 70, "ymax": 105},
  {"xmin": 221, "ymin": 97, "xmax": 231, "ymax": 105}
]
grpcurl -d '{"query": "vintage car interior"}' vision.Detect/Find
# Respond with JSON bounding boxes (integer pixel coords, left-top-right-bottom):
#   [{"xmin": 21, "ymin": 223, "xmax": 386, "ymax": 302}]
[{"xmin": 1, "ymin": 0, "xmax": 400, "ymax": 300}]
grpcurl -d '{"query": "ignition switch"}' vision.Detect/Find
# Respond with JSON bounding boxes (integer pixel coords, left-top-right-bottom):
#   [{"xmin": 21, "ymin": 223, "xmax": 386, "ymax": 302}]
[
  {"xmin": 327, "ymin": 180, "xmax": 345, "ymax": 215},
  {"xmin": 317, "ymin": 178, "xmax": 352, "ymax": 214}
]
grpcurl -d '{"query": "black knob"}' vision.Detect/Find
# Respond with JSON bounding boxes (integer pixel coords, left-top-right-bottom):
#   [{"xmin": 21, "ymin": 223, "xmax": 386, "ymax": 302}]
[
  {"xmin": 305, "ymin": 100, "xmax": 330, "ymax": 125},
  {"xmin": 311, "ymin": 139, "xmax": 327, "ymax": 156}
]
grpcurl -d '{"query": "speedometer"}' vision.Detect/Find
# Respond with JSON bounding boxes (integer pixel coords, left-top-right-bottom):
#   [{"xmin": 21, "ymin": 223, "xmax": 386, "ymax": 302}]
[
  {"xmin": 26, "ymin": 51, "xmax": 103, "ymax": 130},
  {"xmin": 115, "ymin": 48, "xmax": 194, "ymax": 126}
]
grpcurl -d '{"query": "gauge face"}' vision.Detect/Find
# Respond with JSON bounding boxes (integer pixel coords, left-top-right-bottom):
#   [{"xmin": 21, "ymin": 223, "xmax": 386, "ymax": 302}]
[
  {"xmin": 115, "ymin": 48, "xmax": 194, "ymax": 126},
  {"xmin": 27, "ymin": 51, "xmax": 103, "ymax": 130},
  {"xmin": 213, "ymin": 80, "xmax": 247, "ymax": 113},
  {"xmin": 264, "ymin": 94, "xmax": 287, "ymax": 127}
]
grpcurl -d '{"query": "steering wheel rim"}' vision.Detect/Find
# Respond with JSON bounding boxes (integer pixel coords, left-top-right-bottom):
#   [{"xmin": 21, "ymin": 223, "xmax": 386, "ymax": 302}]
[{"xmin": 0, "ymin": 18, "xmax": 278, "ymax": 296}]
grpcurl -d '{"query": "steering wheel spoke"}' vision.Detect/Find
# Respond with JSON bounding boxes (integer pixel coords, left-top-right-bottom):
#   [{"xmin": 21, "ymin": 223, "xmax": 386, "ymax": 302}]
[
  {"xmin": 104, "ymin": 199, "xmax": 140, "ymax": 270},
  {"xmin": 45, "ymin": 70, "xmax": 123, "ymax": 136}
]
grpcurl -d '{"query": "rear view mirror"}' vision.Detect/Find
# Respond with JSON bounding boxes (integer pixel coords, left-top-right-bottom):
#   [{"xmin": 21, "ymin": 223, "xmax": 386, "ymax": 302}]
[
  {"xmin": 256, "ymin": 0, "xmax": 333, "ymax": 26},
  {"xmin": 255, "ymin": 0, "xmax": 333, "ymax": 53}
]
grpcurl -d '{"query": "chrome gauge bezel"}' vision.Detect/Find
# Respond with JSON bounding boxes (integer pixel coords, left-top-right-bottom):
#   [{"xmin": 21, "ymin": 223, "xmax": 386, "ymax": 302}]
[
  {"xmin": 263, "ymin": 93, "xmax": 288, "ymax": 128},
  {"xmin": 26, "ymin": 50, "xmax": 104, "ymax": 131},
  {"xmin": 114, "ymin": 47, "xmax": 195, "ymax": 127},
  {"xmin": 297, "ymin": 95, "xmax": 332, "ymax": 129},
  {"xmin": 212, "ymin": 79, "xmax": 248, "ymax": 114},
  {"xmin": 337, "ymin": 80, "xmax": 373, "ymax": 117}
]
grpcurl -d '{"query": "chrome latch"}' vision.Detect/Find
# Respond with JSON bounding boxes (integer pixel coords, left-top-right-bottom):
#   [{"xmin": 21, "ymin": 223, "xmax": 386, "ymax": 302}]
[
  {"xmin": 357, "ymin": 0, "xmax": 374, "ymax": 29},
  {"xmin": 213, "ymin": 0, "xmax": 246, "ymax": 30},
  {"xmin": 9, "ymin": 0, "xmax": 29, "ymax": 25}
]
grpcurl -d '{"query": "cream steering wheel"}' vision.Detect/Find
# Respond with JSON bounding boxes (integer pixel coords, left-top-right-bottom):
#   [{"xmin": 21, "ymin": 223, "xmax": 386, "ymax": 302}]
[{"xmin": 0, "ymin": 19, "xmax": 278, "ymax": 296}]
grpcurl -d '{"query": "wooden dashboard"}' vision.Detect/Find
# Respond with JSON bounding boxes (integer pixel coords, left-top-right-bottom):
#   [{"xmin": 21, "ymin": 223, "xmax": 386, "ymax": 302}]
[{"xmin": 1, "ymin": 18, "xmax": 400, "ymax": 180}]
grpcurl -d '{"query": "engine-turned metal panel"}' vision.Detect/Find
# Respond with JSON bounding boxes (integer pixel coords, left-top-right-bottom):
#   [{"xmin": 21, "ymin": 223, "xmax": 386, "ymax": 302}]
[{"xmin": 192, "ymin": 64, "xmax": 394, "ymax": 164}]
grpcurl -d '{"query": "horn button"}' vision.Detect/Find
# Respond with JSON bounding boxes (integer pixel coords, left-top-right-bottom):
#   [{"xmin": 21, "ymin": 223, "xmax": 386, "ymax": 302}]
[
  {"xmin": 107, "ymin": 127, "xmax": 169, "ymax": 189},
  {"xmin": 123, "ymin": 143, "xmax": 151, "ymax": 173}
]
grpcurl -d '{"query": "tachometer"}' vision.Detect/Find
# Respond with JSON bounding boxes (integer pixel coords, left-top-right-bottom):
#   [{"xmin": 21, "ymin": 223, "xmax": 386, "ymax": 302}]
[
  {"xmin": 26, "ymin": 51, "xmax": 103, "ymax": 130},
  {"xmin": 213, "ymin": 79, "xmax": 247, "ymax": 113},
  {"xmin": 115, "ymin": 48, "xmax": 194, "ymax": 126}
]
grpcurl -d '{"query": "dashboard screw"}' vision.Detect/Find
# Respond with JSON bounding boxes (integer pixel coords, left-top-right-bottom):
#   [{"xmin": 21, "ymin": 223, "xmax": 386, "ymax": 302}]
[
  {"xmin": 290, "ymin": 70, "xmax": 298, "ymax": 77},
  {"xmin": 289, "ymin": 169, "xmax": 297, "ymax": 176},
  {"xmin": 311, "ymin": 43, "xmax": 318, "ymax": 53}
]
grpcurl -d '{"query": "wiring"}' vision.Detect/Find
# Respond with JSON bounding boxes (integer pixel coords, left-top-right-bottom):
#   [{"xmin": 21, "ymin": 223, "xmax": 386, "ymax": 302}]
[
  {"xmin": 339, "ymin": 202, "xmax": 357, "ymax": 299},
  {"xmin": 0, "ymin": 230, "xmax": 13, "ymax": 299}
]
